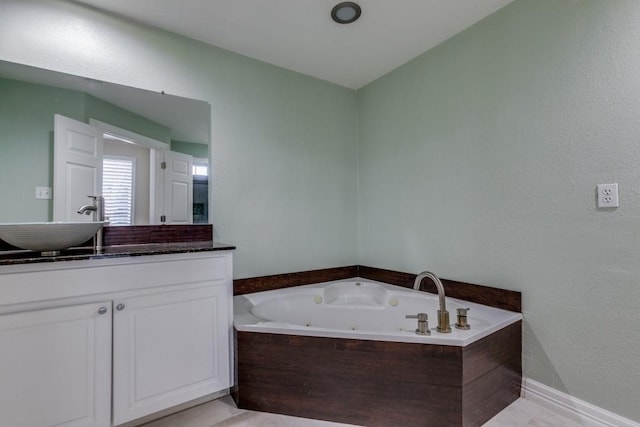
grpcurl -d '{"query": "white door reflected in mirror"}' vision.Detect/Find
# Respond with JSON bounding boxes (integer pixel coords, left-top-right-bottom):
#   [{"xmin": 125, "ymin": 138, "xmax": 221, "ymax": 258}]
[
  {"xmin": 163, "ymin": 151, "xmax": 193, "ymax": 224},
  {"xmin": 53, "ymin": 114, "xmax": 103, "ymax": 223}
]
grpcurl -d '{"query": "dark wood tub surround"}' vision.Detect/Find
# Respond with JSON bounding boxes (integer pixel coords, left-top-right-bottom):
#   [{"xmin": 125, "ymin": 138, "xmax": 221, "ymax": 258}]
[
  {"xmin": 358, "ymin": 266, "xmax": 522, "ymax": 313},
  {"xmin": 236, "ymin": 321, "xmax": 522, "ymax": 427},
  {"xmin": 233, "ymin": 265, "xmax": 521, "ymax": 313},
  {"xmin": 233, "ymin": 266, "xmax": 522, "ymax": 426},
  {"xmin": 233, "ymin": 265, "xmax": 358, "ymax": 296}
]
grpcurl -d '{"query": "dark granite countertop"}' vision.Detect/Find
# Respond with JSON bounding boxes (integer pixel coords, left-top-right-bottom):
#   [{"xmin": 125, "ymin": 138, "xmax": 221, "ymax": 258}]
[{"xmin": 0, "ymin": 241, "xmax": 235, "ymax": 266}]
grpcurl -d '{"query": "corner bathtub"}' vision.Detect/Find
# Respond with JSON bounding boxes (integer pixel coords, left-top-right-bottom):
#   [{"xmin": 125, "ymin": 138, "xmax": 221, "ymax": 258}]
[
  {"xmin": 233, "ymin": 278, "xmax": 523, "ymax": 427},
  {"xmin": 233, "ymin": 278, "xmax": 522, "ymax": 346}
]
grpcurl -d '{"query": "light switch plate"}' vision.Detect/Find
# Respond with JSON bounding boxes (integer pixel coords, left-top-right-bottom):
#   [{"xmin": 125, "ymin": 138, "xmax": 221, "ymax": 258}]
[{"xmin": 35, "ymin": 186, "xmax": 52, "ymax": 200}]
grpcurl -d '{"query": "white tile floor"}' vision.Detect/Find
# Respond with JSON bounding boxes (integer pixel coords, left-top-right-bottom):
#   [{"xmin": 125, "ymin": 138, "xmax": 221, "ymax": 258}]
[{"xmin": 142, "ymin": 396, "xmax": 587, "ymax": 427}]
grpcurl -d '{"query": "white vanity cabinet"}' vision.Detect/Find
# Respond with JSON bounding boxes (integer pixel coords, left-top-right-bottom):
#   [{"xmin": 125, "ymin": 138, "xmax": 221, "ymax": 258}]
[
  {"xmin": 0, "ymin": 250, "xmax": 233, "ymax": 427},
  {"xmin": 0, "ymin": 302, "xmax": 112, "ymax": 427},
  {"xmin": 112, "ymin": 285, "xmax": 229, "ymax": 425}
]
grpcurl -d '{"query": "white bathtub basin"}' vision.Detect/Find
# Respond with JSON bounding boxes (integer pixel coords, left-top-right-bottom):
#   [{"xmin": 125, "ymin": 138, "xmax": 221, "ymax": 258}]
[
  {"xmin": 234, "ymin": 278, "xmax": 523, "ymax": 346},
  {"xmin": 0, "ymin": 221, "xmax": 103, "ymax": 251}
]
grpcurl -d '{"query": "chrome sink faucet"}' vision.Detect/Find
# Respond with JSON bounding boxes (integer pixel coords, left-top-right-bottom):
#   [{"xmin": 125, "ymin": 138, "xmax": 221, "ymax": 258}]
[
  {"xmin": 77, "ymin": 204, "xmax": 97, "ymax": 215},
  {"xmin": 77, "ymin": 195, "xmax": 104, "ymax": 252},
  {"xmin": 413, "ymin": 271, "xmax": 451, "ymax": 333}
]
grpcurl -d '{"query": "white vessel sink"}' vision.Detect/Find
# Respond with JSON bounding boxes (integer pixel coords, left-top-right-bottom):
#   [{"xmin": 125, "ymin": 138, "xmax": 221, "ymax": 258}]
[{"xmin": 0, "ymin": 222, "xmax": 103, "ymax": 252}]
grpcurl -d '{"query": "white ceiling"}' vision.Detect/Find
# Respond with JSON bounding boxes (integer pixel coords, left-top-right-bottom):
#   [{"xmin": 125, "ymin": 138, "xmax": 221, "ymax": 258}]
[{"xmin": 74, "ymin": 0, "xmax": 514, "ymax": 89}]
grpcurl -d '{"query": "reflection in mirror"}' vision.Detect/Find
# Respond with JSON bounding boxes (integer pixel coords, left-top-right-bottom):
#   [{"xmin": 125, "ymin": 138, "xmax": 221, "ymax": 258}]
[{"xmin": 0, "ymin": 60, "xmax": 211, "ymax": 225}]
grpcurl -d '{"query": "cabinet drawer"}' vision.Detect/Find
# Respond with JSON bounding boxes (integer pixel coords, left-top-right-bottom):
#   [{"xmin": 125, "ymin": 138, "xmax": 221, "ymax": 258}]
[{"xmin": 0, "ymin": 251, "xmax": 232, "ymax": 307}]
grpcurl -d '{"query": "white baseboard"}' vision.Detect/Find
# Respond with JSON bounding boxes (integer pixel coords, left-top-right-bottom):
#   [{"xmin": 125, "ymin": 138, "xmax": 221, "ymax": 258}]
[{"xmin": 521, "ymin": 378, "xmax": 639, "ymax": 427}]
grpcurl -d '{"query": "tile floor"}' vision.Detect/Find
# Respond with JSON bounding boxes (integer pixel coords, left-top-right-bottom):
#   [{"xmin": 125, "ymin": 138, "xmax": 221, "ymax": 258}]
[{"xmin": 142, "ymin": 395, "xmax": 588, "ymax": 427}]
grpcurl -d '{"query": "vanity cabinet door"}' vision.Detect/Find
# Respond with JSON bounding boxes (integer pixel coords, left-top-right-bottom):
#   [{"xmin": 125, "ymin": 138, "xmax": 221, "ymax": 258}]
[
  {"xmin": 112, "ymin": 285, "xmax": 229, "ymax": 425},
  {"xmin": 0, "ymin": 302, "xmax": 112, "ymax": 427}
]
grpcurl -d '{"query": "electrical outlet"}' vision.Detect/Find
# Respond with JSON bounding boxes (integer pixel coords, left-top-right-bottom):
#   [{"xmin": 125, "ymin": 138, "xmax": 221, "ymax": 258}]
[
  {"xmin": 35, "ymin": 186, "xmax": 52, "ymax": 200},
  {"xmin": 597, "ymin": 183, "xmax": 619, "ymax": 208}
]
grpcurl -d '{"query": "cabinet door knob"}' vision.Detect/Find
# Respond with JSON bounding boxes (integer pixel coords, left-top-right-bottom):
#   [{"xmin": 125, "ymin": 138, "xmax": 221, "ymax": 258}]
[
  {"xmin": 98, "ymin": 306, "xmax": 108, "ymax": 315},
  {"xmin": 116, "ymin": 303, "xmax": 125, "ymax": 311}
]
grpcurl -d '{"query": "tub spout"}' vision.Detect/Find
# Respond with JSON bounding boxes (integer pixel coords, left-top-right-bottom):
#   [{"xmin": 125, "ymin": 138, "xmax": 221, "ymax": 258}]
[{"xmin": 413, "ymin": 271, "xmax": 451, "ymax": 333}]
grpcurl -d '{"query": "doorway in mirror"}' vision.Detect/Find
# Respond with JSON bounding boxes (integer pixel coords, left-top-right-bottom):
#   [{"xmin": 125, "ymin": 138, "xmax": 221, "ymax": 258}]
[
  {"xmin": 192, "ymin": 158, "xmax": 209, "ymax": 224},
  {"xmin": 54, "ymin": 115, "xmax": 200, "ymax": 225}
]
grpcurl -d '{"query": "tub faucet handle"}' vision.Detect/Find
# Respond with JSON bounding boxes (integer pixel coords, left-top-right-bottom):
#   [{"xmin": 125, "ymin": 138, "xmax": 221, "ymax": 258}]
[
  {"xmin": 455, "ymin": 307, "xmax": 471, "ymax": 330},
  {"xmin": 406, "ymin": 312, "xmax": 430, "ymax": 335},
  {"xmin": 406, "ymin": 313, "xmax": 427, "ymax": 321}
]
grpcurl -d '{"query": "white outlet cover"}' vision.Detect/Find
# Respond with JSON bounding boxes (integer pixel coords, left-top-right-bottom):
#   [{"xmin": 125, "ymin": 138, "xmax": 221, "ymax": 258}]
[{"xmin": 597, "ymin": 183, "xmax": 619, "ymax": 208}]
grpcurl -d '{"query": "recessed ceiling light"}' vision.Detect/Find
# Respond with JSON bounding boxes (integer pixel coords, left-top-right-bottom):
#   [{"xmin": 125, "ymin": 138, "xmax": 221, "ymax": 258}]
[{"xmin": 331, "ymin": 2, "xmax": 361, "ymax": 24}]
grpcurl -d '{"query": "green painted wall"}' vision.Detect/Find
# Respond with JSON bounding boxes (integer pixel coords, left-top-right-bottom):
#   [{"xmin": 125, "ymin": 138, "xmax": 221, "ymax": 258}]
[
  {"xmin": 0, "ymin": 77, "xmax": 84, "ymax": 221},
  {"xmin": 357, "ymin": 0, "xmax": 640, "ymax": 421},
  {"xmin": 171, "ymin": 140, "xmax": 208, "ymax": 158}
]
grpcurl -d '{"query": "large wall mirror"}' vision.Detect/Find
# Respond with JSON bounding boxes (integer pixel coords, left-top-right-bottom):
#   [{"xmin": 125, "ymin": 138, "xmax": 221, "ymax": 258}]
[{"xmin": 0, "ymin": 60, "xmax": 211, "ymax": 225}]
